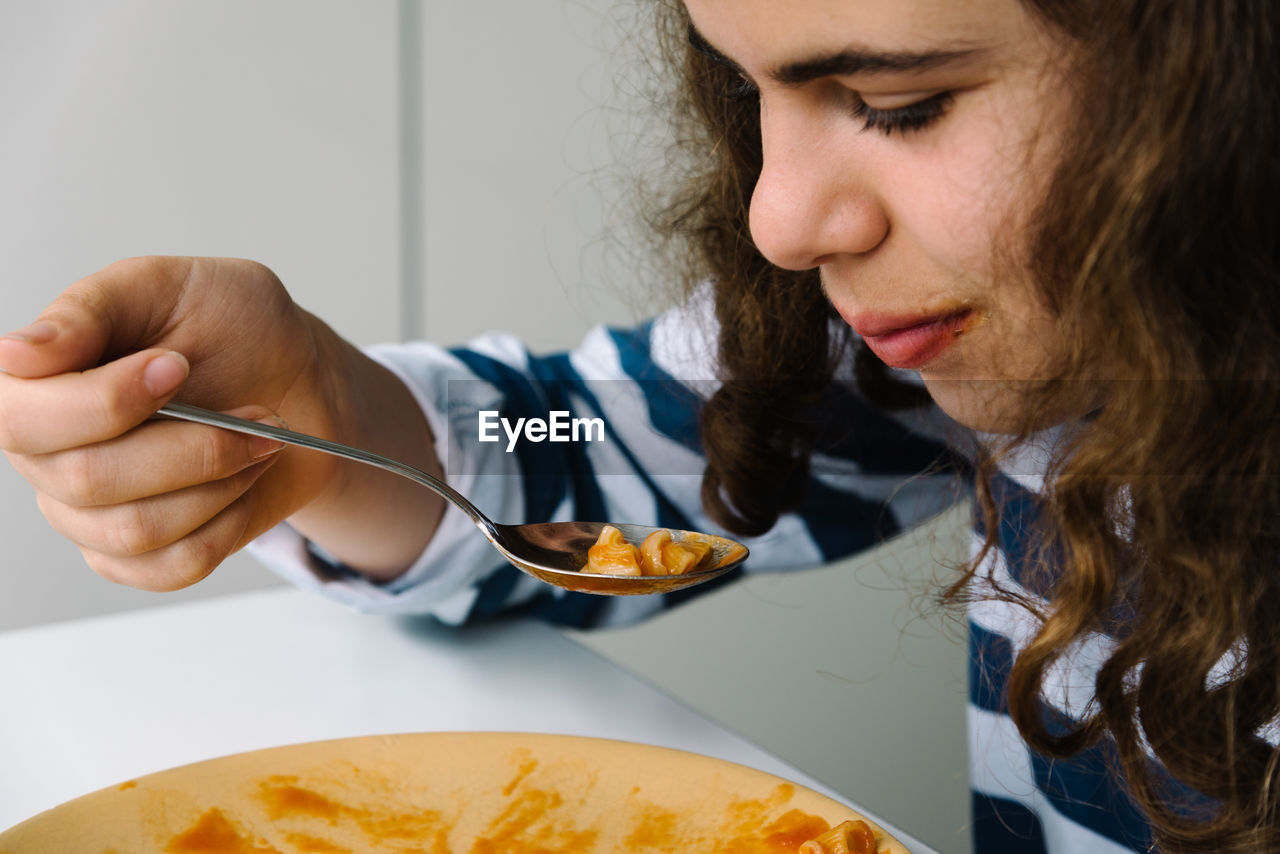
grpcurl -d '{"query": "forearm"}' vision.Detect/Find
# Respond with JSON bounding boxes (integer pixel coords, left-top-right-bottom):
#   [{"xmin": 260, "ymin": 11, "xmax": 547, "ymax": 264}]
[{"xmin": 285, "ymin": 320, "xmax": 446, "ymax": 582}]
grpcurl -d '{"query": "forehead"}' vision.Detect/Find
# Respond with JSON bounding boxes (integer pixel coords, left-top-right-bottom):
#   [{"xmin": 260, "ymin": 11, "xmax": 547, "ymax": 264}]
[{"xmin": 682, "ymin": 0, "xmax": 1031, "ymax": 60}]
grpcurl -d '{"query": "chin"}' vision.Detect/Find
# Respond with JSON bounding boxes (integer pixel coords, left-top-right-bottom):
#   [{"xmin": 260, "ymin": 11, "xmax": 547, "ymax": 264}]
[{"xmin": 920, "ymin": 375, "xmax": 1047, "ymax": 435}]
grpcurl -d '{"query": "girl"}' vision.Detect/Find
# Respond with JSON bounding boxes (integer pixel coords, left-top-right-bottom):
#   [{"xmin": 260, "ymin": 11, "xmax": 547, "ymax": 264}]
[{"xmin": 0, "ymin": 0, "xmax": 1275, "ymax": 850}]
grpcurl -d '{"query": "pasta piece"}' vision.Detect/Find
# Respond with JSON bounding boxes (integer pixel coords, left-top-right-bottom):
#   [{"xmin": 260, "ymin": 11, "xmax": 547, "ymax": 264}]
[
  {"xmin": 583, "ymin": 526, "xmax": 722, "ymax": 576},
  {"xmin": 639, "ymin": 529, "xmax": 713, "ymax": 576},
  {"xmin": 798, "ymin": 819, "xmax": 879, "ymax": 854},
  {"xmin": 583, "ymin": 525, "xmax": 642, "ymax": 576},
  {"xmin": 683, "ymin": 531, "xmax": 747, "ymax": 565}
]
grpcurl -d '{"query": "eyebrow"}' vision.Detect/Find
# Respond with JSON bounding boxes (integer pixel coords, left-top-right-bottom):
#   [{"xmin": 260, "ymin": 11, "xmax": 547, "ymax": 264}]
[{"xmin": 687, "ymin": 23, "xmax": 986, "ymax": 86}]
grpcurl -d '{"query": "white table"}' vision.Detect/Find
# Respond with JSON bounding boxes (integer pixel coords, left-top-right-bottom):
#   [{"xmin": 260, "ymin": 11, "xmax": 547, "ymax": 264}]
[{"xmin": 0, "ymin": 587, "xmax": 934, "ymax": 851}]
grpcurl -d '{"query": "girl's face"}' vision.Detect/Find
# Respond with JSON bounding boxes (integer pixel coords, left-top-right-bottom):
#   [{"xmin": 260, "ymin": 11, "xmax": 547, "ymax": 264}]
[{"xmin": 684, "ymin": 0, "xmax": 1074, "ymax": 432}]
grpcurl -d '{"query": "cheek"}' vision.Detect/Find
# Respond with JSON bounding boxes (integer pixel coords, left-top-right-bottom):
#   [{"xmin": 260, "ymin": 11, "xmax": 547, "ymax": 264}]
[
  {"xmin": 888, "ymin": 170, "xmax": 1003, "ymax": 282},
  {"xmin": 953, "ymin": 86, "xmax": 1054, "ymax": 235},
  {"xmin": 886, "ymin": 123, "xmax": 1032, "ymax": 280},
  {"xmin": 901, "ymin": 139, "xmax": 1064, "ymax": 373}
]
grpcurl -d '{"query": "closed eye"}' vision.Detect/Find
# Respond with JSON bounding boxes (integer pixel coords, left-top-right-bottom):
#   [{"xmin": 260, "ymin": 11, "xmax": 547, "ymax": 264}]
[
  {"xmin": 851, "ymin": 91, "xmax": 955, "ymax": 135},
  {"xmin": 725, "ymin": 74, "xmax": 955, "ymax": 137}
]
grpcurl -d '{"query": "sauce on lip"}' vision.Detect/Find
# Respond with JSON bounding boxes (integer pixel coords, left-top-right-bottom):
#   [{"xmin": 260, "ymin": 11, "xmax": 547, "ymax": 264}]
[{"xmin": 859, "ymin": 310, "xmax": 971, "ymax": 370}]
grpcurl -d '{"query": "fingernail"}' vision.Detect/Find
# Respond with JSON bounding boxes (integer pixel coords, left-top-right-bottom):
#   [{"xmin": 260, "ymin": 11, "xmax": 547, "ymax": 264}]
[
  {"xmin": 143, "ymin": 351, "xmax": 189, "ymax": 397},
  {"xmin": 3, "ymin": 321, "xmax": 57, "ymax": 344},
  {"xmin": 250, "ymin": 418, "xmax": 287, "ymax": 459}
]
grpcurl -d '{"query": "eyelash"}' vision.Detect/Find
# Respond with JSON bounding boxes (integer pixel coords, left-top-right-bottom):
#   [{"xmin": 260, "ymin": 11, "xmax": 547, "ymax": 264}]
[
  {"xmin": 850, "ymin": 91, "xmax": 954, "ymax": 135},
  {"xmin": 727, "ymin": 75, "xmax": 954, "ymax": 137}
]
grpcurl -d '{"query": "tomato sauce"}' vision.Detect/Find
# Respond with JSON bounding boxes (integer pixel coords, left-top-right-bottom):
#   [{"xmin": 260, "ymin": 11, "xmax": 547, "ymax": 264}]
[
  {"xmin": 163, "ymin": 809, "xmax": 281, "ymax": 854},
  {"xmin": 158, "ymin": 760, "xmax": 877, "ymax": 854}
]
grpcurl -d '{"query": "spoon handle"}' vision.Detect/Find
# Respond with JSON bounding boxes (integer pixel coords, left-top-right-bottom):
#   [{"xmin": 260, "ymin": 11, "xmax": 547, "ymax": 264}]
[{"xmin": 156, "ymin": 403, "xmax": 496, "ymax": 538}]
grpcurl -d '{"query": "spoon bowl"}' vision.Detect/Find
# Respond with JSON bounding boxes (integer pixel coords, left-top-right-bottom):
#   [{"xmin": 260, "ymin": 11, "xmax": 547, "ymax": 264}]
[
  {"xmin": 486, "ymin": 520, "xmax": 747, "ymax": 595},
  {"xmin": 158, "ymin": 403, "xmax": 748, "ymax": 595}
]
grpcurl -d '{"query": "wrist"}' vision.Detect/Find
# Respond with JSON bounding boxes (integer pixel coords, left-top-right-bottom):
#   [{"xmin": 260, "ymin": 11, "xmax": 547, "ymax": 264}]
[{"xmin": 284, "ymin": 324, "xmax": 444, "ymax": 580}]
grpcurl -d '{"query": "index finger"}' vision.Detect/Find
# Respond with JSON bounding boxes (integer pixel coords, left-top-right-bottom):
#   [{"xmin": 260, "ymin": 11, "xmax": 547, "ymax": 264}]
[{"xmin": 0, "ymin": 256, "xmax": 194, "ymax": 379}]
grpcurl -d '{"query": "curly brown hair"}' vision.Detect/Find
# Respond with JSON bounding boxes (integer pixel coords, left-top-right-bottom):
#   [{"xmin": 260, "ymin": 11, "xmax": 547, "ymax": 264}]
[{"xmin": 636, "ymin": 0, "xmax": 1280, "ymax": 850}]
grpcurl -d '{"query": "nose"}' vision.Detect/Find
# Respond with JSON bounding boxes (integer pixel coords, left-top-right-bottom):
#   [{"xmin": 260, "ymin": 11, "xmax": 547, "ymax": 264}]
[{"xmin": 748, "ymin": 106, "xmax": 888, "ymax": 270}]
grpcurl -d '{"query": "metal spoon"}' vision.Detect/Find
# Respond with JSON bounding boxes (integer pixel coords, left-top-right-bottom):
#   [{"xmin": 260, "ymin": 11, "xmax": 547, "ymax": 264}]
[{"xmin": 157, "ymin": 403, "xmax": 749, "ymax": 595}]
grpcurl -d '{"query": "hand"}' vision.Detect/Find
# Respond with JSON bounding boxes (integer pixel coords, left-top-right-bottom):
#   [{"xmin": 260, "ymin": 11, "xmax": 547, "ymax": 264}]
[{"xmin": 0, "ymin": 257, "xmax": 352, "ymax": 590}]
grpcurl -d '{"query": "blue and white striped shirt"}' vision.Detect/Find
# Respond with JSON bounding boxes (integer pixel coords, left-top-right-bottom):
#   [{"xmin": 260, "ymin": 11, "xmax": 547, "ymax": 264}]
[{"xmin": 251, "ymin": 299, "xmax": 1245, "ymax": 852}]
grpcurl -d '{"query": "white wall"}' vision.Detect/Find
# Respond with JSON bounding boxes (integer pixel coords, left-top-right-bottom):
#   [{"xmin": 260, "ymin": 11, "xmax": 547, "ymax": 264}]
[{"xmin": 417, "ymin": 0, "xmax": 647, "ymax": 348}]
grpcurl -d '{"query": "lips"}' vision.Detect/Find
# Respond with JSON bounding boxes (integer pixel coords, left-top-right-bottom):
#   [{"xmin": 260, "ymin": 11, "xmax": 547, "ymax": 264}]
[{"xmin": 850, "ymin": 309, "xmax": 972, "ymax": 370}]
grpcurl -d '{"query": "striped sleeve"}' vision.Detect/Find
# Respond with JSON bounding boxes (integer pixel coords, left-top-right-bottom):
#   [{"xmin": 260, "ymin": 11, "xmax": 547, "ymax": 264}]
[{"xmin": 247, "ymin": 298, "xmax": 960, "ymax": 627}]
